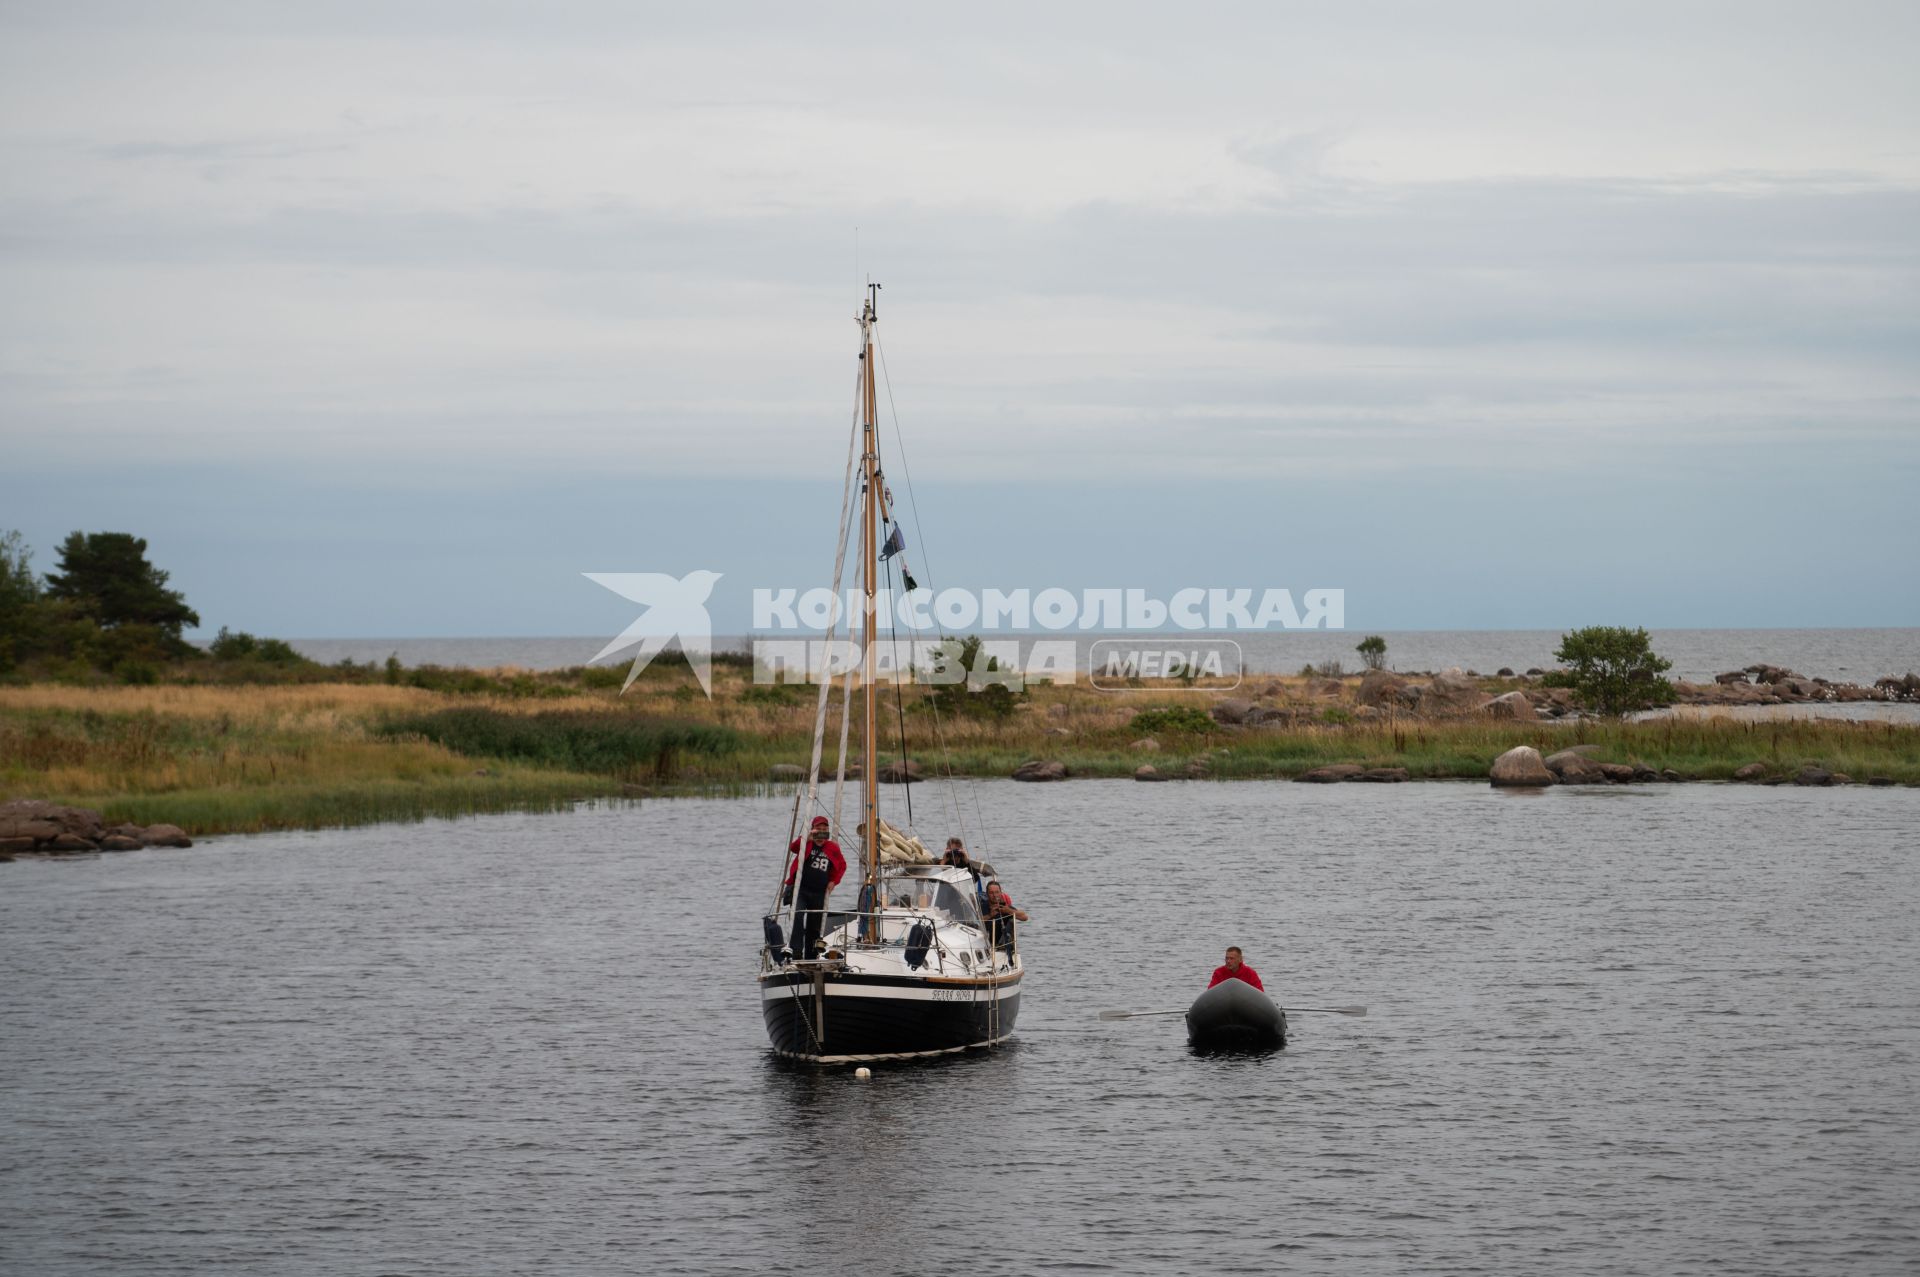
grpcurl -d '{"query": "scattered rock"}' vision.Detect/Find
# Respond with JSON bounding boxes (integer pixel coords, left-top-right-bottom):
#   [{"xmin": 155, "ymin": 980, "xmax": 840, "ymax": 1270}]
[
  {"xmin": 1490, "ymin": 746, "xmax": 1554, "ymax": 787},
  {"xmin": 1045, "ymin": 726, "xmax": 1072, "ymax": 738},
  {"xmin": 1867, "ymin": 776, "xmax": 1895, "ymax": 786},
  {"xmin": 1134, "ymin": 765, "xmax": 1167, "ymax": 782},
  {"xmin": 1011, "ymin": 759, "xmax": 1069, "ymax": 783},
  {"xmin": 1793, "ymin": 765, "xmax": 1834, "ymax": 787},
  {"xmin": 1481, "ymin": 691, "xmax": 1537, "ymax": 721},
  {"xmin": 1544, "ymin": 748, "xmax": 1611, "ymax": 784},
  {"xmin": 1661, "ymin": 768, "xmax": 1684, "ymax": 782},
  {"xmin": 1714, "ymin": 671, "xmax": 1751, "ymax": 685},
  {"xmin": 142, "ymin": 823, "xmax": 194, "ymax": 848},
  {"xmin": 0, "ymin": 836, "xmax": 36, "ymax": 854},
  {"xmin": 1732, "ymin": 762, "xmax": 1769, "ymax": 782},
  {"xmin": 1354, "ymin": 767, "xmax": 1410, "ymax": 783},
  {"xmin": 99, "ymin": 835, "xmax": 144, "ymax": 852},
  {"xmin": 879, "ymin": 760, "xmax": 925, "ymax": 784},
  {"xmin": 1184, "ymin": 757, "xmax": 1213, "ymax": 779},
  {"xmin": 47, "ymin": 834, "xmax": 99, "ymax": 852},
  {"xmin": 1296, "ymin": 764, "xmax": 1364, "ymax": 783},
  {"xmin": 1357, "ymin": 670, "xmax": 1414, "ymax": 709},
  {"xmin": 1552, "ymin": 756, "xmax": 1610, "ymax": 784},
  {"xmin": 1210, "ymin": 697, "xmax": 1255, "ymax": 725},
  {"xmin": 1630, "ymin": 765, "xmax": 1660, "ymax": 783},
  {"xmin": 1496, "ymin": 667, "xmax": 1515, "ymax": 677},
  {"xmin": 1525, "ymin": 667, "xmax": 1545, "ymax": 676},
  {"xmin": 1598, "ymin": 762, "xmax": 1637, "ymax": 783},
  {"xmin": 0, "ymin": 800, "xmax": 105, "ymax": 844},
  {"xmin": 1244, "ymin": 706, "xmax": 1296, "ymax": 727},
  {"xmin": 1130, "ymin": 737, "xmax": 1161, "ymax": 752},
  {"xmin": 1419, "ymin": 669, "xmax": 1489, "ymax": 717}
]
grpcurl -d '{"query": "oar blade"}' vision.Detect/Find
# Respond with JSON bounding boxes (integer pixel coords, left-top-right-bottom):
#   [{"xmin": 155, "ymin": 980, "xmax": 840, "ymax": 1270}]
[{"xmin": 1097, "ymin": 1009, "xmax": 1133, "ymax": 1020}]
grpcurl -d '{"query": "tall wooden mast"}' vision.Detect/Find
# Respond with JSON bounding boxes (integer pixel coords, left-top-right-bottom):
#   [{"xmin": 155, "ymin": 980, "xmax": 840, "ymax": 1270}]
[{"xmin": 860, "ymin": 284, "xmax": 881, "ymax": 902}]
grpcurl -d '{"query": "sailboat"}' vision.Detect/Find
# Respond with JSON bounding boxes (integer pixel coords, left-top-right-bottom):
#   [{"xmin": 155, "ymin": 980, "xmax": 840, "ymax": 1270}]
[{"xmin": 757, "ymin": 286, "xmax": 1023, "ymax": 1064}]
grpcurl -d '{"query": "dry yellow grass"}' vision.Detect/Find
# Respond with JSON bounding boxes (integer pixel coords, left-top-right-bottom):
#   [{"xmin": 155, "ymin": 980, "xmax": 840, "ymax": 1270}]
[{"xmin": 0, "ymin": 683, "xmax": 620, "ymax": 731}]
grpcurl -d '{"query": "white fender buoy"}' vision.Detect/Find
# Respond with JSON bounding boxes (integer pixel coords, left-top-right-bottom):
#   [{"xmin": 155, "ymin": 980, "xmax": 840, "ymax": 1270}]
[{"xmin": 854, "ymin": 1067, "xmax": 872, "ymax": 1079}]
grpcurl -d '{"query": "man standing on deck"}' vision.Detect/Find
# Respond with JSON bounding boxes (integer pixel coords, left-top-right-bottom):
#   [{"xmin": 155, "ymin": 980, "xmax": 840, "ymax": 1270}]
[
  {"xmin": 782, "ymin": 817, "xmax": 846, "ymax": 960},
  {"xmin": 1208, "ymin": 946, "xmax": 1264, "ymax": 991}
]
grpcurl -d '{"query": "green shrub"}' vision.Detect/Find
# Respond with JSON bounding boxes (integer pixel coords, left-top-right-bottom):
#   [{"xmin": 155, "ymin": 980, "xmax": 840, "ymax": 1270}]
[
  {"xmin": 1129, "ymin": 705, "xmax": 1214, "ymax": 735},
  {"xmin": 377, "ymin": 707, "xmax": 741, "ymax": 780}
]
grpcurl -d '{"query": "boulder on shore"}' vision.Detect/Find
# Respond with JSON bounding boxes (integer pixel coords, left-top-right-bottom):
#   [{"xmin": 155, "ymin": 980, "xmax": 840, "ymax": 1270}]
[
  {"xmin": 1419, "ymin": 669, "xmax": 1489, "ymax": 717},
  {"xmin": 769, "ymin": 764, "xmax": 806, "ymax": 782},
  {"xmin": 1210, "ymin": 697, "xmax": 1255, "ymax": 725},
  {"xmin": 1732, "ymin": 762, "xmax": 1769, "ymax": 782},
  {"xmin": 0, "ymin": 800, "xmax": 105, "ymax": 844},
  {"xmin": 1357, "ymin": 670, "xmax": 1414, "ymax": 709},
  {"xmin": 1481, "ymin": 691, "xmax": 1537, "ymax": 721},
  {"xmin": 1793, "ymin": 765, "xmax": 1834, "ymax": 787},
  {"xmin": 1011, "ymin": 759, "xmax": 1069, "ymax": 783},
  {"xmin": 1296, "ymin": 763, "xmax": 1365, "ymax": 783},
  {"xmin": 0, "ymin": 802, "xmax": 193, "ymax": 855},
  {"xmin": 1130, "ymin": 737, "xmax": 1161, "ymax": 752},
  {"xmin": 1547, "ymin": 753, "xmax": 1609, "ymax": 784},
  {"xmin": 1133, "ymin": 765, "xmax": 1167, "ymax": 782},
  {"xmin": 1354, "ymin": 767, "xmax": 1410, "ymax": 783},
  {"xmin": 1490, "ymin": 746, "xmax": 1554, "ymax": 787}
]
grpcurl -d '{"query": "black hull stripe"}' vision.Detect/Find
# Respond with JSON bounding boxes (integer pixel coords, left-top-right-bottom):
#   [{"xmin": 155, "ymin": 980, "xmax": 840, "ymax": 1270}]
[{"xmin": 764, "ymin": 992, "xmax": 1020, "ymax": 1061}]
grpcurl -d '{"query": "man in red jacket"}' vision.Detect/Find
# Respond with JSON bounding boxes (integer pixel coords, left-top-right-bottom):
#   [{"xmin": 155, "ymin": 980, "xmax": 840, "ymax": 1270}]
[
  {"xmin": 1208, "ymin": 946, "xmax": 1264, "ymax": 991},
  {"xmin": 783, "ymin": 816, "xmax": 847, "ymax": 960}
]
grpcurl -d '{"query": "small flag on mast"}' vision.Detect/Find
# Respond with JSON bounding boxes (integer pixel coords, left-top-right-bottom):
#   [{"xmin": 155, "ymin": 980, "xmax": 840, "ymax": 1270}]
[{"xmin": 879, "ymin": 524, "xmax": 905, "ymax": 560}]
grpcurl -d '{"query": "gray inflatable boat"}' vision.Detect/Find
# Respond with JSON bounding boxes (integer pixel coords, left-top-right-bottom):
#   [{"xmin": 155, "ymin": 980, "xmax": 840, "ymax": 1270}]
[{"xmin": 1185, "ymin": 978, "xmax": 1287, "ymax": 1050}]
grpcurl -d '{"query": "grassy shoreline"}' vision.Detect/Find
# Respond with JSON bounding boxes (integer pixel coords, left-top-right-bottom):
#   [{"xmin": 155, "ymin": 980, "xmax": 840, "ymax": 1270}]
[{"xmin": 3, "ymin": 669, "xmax": 1916, "ymax": 838}]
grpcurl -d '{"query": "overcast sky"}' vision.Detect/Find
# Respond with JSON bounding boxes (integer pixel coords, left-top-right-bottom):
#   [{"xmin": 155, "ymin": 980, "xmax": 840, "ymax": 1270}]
[{"xmin": 2, "ymin": 2, "xmax": 1916, "ymax": 636}]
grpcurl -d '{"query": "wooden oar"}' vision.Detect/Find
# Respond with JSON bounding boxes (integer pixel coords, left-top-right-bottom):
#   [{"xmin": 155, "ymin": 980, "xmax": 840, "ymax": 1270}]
[{"xmin": 1099, "ymin": 1005, "xmax": 1367, "ymax": 1020}]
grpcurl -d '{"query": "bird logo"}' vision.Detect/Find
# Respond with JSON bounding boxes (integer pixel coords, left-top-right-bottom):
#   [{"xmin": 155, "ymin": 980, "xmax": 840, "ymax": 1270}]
[{"xmin": 584, "ymin": 570, "xmax": 723, "ymax": 695}]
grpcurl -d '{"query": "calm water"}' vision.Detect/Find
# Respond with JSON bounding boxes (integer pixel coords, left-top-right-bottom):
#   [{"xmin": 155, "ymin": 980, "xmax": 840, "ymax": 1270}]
[
  {"xmin": 289, "ymin": 628, "xmax": 1920, "ymax": 685},
  {"xmin": 3, "ymin": 783, "xmax": 1917, "ymax": 1275}
]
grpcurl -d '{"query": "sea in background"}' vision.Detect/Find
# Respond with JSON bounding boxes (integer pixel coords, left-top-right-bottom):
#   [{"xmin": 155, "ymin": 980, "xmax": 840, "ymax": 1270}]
[
  {"xmin": 3, "ymin": 782, "xmax": 1915, "ymax": 1275},
  {"xmin": 289, "ymin": 629, "xmax": 1920, "ymax": 686}
]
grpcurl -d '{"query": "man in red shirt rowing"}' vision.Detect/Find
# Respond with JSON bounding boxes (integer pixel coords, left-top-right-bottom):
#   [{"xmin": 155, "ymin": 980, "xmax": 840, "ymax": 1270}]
[{"xmin": 1207, "ymin": 946, "xmax": 1264, "ymax": 991}]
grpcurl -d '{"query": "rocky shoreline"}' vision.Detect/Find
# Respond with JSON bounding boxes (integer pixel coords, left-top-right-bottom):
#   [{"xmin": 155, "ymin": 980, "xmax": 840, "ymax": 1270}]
[
  {"xmin": 1674, "ymin": 666, "xmax": 1920, "ymax": 707},
  {"xmin": 0, "ymin": 800, "xmax": 194, "ymax": 861},
  {"xmin": 1489, "ymin": 744, "xmax": 1892, "ymax": 789}
]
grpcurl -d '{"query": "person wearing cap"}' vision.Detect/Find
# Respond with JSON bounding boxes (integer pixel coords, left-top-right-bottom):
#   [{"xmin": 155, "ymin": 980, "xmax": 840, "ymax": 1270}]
[
  {"xmin": 1207, "ymin": 946, "xmax": 1264, "ymax": 991},
  {"xmin": 940, "ymin": 837, "xmax": 996, "ymax": 882},
  {"xmin": 782, "ymin": 817, "xmax": 846, "ymax": 960}
]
